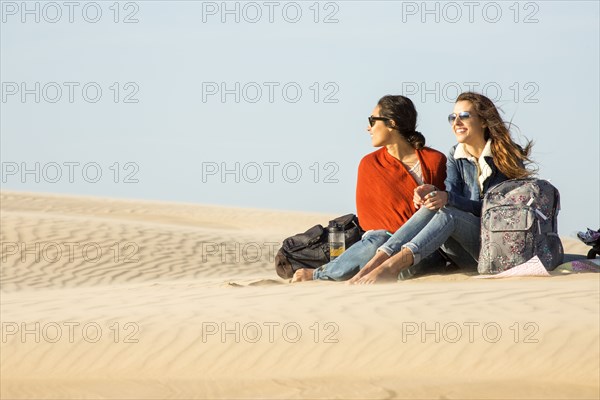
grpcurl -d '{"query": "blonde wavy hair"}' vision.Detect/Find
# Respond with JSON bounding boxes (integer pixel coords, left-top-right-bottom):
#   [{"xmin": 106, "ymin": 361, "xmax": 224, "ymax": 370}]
[{"xmin": 456, "ymin": 92, "xmax": 536, "ymax": 179}]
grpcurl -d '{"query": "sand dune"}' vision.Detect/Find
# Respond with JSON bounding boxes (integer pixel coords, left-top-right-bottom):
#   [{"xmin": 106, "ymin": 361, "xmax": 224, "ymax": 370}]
[{"xmin": 1, "ymin": 191, "xmax": 598, "ymax": 399}]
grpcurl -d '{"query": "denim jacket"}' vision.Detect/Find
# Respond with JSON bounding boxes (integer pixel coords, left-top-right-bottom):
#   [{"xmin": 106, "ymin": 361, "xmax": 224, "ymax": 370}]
[{"xmin": 445, "ymin": 141, "xmax": 509, "ymax": 217}]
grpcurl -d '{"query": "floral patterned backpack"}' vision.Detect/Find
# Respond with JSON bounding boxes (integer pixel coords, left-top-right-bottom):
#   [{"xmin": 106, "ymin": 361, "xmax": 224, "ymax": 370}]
[{"xmin": 478, "ymin": 179, "xmax": 564, "ymax": 274}]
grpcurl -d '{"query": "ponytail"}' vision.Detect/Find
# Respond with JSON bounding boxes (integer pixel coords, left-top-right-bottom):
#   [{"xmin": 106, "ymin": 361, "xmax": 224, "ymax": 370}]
[
  {"xmin": 377, "ymin": 95, "xmax": 427, "ymax": 150},
  {"xmin": 406, "ymin": 130, "xmax": 426, "ymax": 150}
]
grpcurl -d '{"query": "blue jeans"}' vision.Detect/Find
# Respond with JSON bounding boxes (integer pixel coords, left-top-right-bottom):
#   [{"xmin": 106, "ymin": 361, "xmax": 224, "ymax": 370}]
[
  {"xmin": 379, "ymin": 206, "xmax": 480, "ymax": 269},
  {"xmin": 314, "ymin": 230, "xmax": 390, "ymax": 281},
  {"xmin": 314, "ymin": 229, "xmax": 446, "ymax": 281}
]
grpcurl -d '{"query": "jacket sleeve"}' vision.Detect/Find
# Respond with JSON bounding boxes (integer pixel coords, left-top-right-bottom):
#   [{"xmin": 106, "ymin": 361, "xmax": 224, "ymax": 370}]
[{"xmin": 445, "ymin": 148, "xmax": 484, "ymax": 217}]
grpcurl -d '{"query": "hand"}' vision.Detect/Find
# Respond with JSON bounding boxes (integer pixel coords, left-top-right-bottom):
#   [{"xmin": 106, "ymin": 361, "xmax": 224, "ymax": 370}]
[
  {"xmin": 413, "ymin": 184, "xmax": 436, "ymax": 209},
  {"xmin": 422, "ymin": 190, "xmax": 448, "ymax": 211}
]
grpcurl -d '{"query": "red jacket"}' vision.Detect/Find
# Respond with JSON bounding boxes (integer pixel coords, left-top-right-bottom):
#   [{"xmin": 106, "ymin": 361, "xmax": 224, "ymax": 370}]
[{"xmin": 356, "ymin": 147, "xmax": 447, "ymax": 232}]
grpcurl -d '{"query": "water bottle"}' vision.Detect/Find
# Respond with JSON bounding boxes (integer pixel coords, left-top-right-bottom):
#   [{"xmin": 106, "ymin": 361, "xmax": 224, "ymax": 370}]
[{"xmin": 328, "ymin": 221, "xmax": 345, "ymax": 261}]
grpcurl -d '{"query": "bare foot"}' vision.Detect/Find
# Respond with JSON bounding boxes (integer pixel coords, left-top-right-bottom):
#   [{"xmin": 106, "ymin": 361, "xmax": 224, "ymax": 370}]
[
  {"xmin": 355, "ymin": 265, "xmax": 399, "ymax": 284},
  {"xmin": 347, "ymin": 264, "xmax": 376, "ymax": 285},
  {"xmin": 352, "ymin": 248, "xmax": 415, "ymax": 285},
  {"xmin": 347, "ymin": 251, "xmax": 389, "ymax": 285},
  {"xmin": 291, "ymin": 268, "xmax": 314, "ymax": 283}
]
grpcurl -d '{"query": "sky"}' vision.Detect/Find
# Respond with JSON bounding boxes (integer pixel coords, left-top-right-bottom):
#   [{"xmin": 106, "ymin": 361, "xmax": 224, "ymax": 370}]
[{"xmin": 1, "ymin": 0, "xmax": 599, "ymax": 237}]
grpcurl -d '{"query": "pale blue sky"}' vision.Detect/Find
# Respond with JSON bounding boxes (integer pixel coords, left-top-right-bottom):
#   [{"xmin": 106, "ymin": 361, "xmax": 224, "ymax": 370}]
[{"xmin": 1, "ymin": 0, "xmax": 599, "ymax": 237}]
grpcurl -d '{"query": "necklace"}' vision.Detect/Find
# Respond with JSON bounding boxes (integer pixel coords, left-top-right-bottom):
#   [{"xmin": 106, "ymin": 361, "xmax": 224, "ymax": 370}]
[{"xmin": 401, "ymin": 154, "xmax": 418, "ymax": 169}]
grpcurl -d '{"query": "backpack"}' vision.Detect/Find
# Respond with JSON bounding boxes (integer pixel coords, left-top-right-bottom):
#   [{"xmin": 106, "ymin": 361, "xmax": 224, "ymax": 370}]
[
  {"xmin": 275, "ymin": 214, "xmax": 364, "ymax": 279},
  {"xmin": 577, "ymin": 228, "xmax": 600, "ymax": 259},
  {"xmin": 478, "ymin": 179, "xmax": 564, "ymax": 274}
]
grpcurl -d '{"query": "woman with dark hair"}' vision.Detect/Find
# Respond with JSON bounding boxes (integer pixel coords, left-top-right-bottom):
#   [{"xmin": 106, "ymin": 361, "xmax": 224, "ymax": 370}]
[
  {"xmin": 292, "ymin": 95, "xmax": 447, "ymax": 282},
  {"xmin": 348, "ymin": 92, "xmax": 535, "ymax": 284}
]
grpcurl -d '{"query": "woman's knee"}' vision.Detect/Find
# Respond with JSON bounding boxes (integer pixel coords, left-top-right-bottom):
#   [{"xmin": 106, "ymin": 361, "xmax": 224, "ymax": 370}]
[
  {"xmin": 436, "ymin": 206, "xmax": 478, "ymax": 228},
  {"xmin": 430, "ymin": 206, "xmax": 455, "ymax": 225},
  {"xmin": 362, "ymin": 230, "xmax": 390, "ymax": 247}
]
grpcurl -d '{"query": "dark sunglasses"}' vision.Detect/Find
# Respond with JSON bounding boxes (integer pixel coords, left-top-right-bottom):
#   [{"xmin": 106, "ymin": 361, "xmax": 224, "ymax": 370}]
[
  {"xmin": 368, "ymin": 116, "xmax": 391, "ymax": 127},
  {"xmin": 447, "ymin": 111, "xmax": 472, "ymax": 125}
]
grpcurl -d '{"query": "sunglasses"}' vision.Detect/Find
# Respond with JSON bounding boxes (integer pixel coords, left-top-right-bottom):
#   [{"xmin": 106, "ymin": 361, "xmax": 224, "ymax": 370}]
[
  {"xmin": 368, "ymin": 116, "xmax": 391, "ymax": 127},
  {"xmin": 447, "ymin": 111, "xmax": 472, "ymax": 125}
]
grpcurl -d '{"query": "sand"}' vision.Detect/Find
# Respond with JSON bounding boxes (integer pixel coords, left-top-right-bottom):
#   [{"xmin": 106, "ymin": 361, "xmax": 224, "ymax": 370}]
[{"xmin": 1, "ymin": 191, "xmax": 598, "ymax": 399}]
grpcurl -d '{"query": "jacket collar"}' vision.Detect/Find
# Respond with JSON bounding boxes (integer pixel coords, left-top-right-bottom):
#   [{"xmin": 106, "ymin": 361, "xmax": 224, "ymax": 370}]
[
  {"xmin": 454, "ymin": 140, "xmax": 494, "ymax": 193},
  {"xmin": 454, "ymin": 140, "xmax": 492, "ymax": 160}
]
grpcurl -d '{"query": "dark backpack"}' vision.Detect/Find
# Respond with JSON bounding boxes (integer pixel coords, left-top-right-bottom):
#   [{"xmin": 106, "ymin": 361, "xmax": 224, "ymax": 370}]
[
  {"xmin": 275, "ymin": 214, "xmax": 364, "ymax": 279},
  {"xmin": 478, "ymin": 179, "xmax": 564, "ymax": 274}
]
